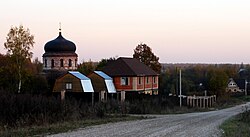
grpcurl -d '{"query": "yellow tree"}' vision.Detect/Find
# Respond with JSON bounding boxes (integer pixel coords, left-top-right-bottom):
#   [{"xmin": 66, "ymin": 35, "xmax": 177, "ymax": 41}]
[{"xmin": 4, "ymin": 25, "xmax": 35, "ymax": 93}]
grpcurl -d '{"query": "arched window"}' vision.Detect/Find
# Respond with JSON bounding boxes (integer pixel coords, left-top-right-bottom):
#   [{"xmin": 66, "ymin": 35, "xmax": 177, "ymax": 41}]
[
  {"xmin": 44, "ymin": 59, "xmax": 47, "ymax": 68},
  {"xmin": 51, "ymin": 59, "xmax": 54, "ymax": 68},
  {"xmin": 75, "ymin": 59, "xmax": 77, "ymax": 67},
  {"xmin": 60, "ymin": 59, "xmax": 64, "ymax": 67},
  {"xmin": 69, "ymin": 59, "xmax": 72, "ymax": 67}
]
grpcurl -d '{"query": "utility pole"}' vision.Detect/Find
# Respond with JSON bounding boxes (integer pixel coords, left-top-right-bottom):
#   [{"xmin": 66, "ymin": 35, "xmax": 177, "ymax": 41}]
[
  {"xmin": 179, "ymin": 69, "xmax": 182, "ymax": 107},
  {"xmin": 245, "ymin": 80, "xmax": 248, "ymax": 96}
]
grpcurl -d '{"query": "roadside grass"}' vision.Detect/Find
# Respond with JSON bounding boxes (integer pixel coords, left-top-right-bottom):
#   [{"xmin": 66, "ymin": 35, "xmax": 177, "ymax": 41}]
[
  {"xmin": 0, "ymin": 115, "xmax": 147, "ymax": 137},
  {"xmin": 220, "ymin": 115, "xmax": 250, "ymax": 137},
  {"xmin": 220, "ymin": 96, "xmax": 250, "ymax": 137},
  {"xmin": 214, "ymin": 95, "xmax": 250, "ymax": 109},
  {"xmin": 1, "ymin": 94, "xmax": 249, "ymax": 137}
]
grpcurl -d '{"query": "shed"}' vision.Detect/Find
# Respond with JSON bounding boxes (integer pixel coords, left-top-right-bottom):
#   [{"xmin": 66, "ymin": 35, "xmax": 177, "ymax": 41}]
[
  {"xmin": 53, "ymin": 71, "xmax": 94, "ymax": 93},
  {"xmin": 88, "ymin": 71, "xmax": 116, "ymax": 101}
]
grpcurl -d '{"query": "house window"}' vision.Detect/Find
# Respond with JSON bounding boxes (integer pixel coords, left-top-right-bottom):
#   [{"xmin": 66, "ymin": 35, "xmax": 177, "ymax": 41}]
[
  {"xmin": 153, "ymin": 77, "xmax": 157, "ymax": 84},
  {"xmin": 51, "ymin": 59, "xmax": 54, "ymax": 68},
  {"xmin": 146, "ymin": 77, "xmax": 149, "ymax": 84},
  {"xmin": 69, "ymin": 59, "xmax": 72, "ymax": 67},
  {"xmin": 66, "ymin": 83, "xmax": 72, "ymax": 90},
  {"xmin": 60, "ymin": 59, "xmax": 64, "ymax": 67},
  {"xmin": 121, "ymin": 77, "xmax": 129, "ymax": 85},
  {"xmin": 138, "ymin": 77, "xmax": 142, "ymax": 85},
  {"xmin": 44, "ymin": 59, "xmax": 47, "ymax": 68}
]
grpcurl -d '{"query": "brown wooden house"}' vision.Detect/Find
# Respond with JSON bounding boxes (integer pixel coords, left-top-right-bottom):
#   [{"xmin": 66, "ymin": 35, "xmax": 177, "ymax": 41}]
[
  {"xmin": 88, "ymin": 71, "xmax": 116, "ymax": 101},
  {"xmin": 53, "ymin": 71, "xmax": 94, "ymax": 93},
  {"xmin": 102, "ymin": 57, "xmax": 159, "ymax": 96}
]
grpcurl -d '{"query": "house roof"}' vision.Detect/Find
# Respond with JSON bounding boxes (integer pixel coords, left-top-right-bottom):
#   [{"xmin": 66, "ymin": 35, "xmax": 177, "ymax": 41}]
[
  {"xmin": 68, "ymin": 71, "xmax": 94, "ymax": 92},
  {"xmin": 69, "ymin": 71, "xmax": 89, "ymax": 80},
  {"xmin": 92, "ymin": 71, "xmax": 116, "ymax": 93},
  {"xmin": 235, "ymin": 79, "xmax": 246, "ymax": 89},
  {"xmin": 102, "ymin": 57, "xmax": 158, "ymax": 77},
  {"xmin": 94, "ymin": 71, "xmax": 112, "ymax": 80}
]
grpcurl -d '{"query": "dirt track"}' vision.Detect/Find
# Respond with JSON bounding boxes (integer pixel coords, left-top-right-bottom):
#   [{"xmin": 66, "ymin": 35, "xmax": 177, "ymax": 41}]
[{"xmin": 49, "ymin": 102, "xmax": 250, "ymax": 137}]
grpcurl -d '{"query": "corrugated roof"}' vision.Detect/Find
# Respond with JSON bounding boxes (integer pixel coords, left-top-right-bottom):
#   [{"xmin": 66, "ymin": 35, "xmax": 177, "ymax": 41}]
[
  {"xmin": 94, "ymin": 71, "xmax": 112, "ymax": 80},
  {"xmin": 102, "ymin": 57, "xmax": 158, "ymax": 77},
  {"xmin": 69, "ymin": 71, "xmax": 89, "ymax": 80}
]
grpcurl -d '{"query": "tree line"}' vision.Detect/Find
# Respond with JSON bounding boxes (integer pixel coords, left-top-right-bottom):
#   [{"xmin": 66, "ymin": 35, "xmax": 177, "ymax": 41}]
[{"xmin": 1, "ymin": 25, "xmax": 249, "ymax": 99}]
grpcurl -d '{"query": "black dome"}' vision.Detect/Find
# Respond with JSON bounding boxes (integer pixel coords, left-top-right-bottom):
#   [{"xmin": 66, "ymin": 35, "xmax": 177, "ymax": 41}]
[{"xmin": 44, "ymin": 32, "xmax": 76, "ymax": 53}]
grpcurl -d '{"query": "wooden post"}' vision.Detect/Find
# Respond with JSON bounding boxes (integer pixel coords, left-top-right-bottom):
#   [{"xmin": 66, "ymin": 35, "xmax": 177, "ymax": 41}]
[
  {"xmin": 200, "ymin": 98, "xmax": 202, "ymax": 108},
  {"xmin": 105, "ymin": 91, "xmax": 108, "ymax": 101},
  {"xmin": 101, "ymin": 91, "xmax": 105, "ymax": 102},
  {"xmin": 92, "ymin": 92, "xmax": 94, "ymax": 107},
  {"xmin": 61, "ymin": 90, "xmax": 65, "ymax": 101},
  {"xmin": 121, "ymin": 91, "xmax": 126, "ymax": 102},
  {"xmin": 210, "ymin": 97, "xmax": 212, "ymax": 107},
  {"xmin": 192, "ymin": 97, "xmax": 195, "ymax": 107},
  {"xmin": 203, "ymin": 98, "xmax": 205, "ymax": 108}
]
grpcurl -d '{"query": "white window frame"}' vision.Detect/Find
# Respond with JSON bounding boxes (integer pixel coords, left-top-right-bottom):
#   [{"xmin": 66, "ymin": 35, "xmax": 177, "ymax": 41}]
[
  {"xmin": 66, "ymin": 83, "xmax": 72, "ymax": 90},
  {"xmin": 153, "ymin": 76, "xmax": 157, "ymax": 84},
  {"xmin": 121, "ymin": 77, "xmax": 129, "ymax": 86}
]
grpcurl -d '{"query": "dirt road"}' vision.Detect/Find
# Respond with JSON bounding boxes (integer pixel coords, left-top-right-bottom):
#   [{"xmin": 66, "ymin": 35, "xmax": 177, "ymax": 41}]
[{"xmin": 49, "ymin": 102, "xmax": 250, "ymax": 137}]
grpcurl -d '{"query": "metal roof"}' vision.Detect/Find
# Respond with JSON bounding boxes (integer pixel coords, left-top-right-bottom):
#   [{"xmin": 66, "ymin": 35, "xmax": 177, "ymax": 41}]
[
  {"xmin": 69, "ymin": 71, "xmax": 94, "ymax": 92},
  {"xmin": 93, "ymin": 71, "xmax": 116, "ymax": 93},
  {"xmin": 94, "ymin": 71, "xmax": 112, "ymax": 80},
  {"xmin": 81, "ymin": 80, "xmax": 94, "ymax": 92},
  {"xmin": 69, "ymin": 71, "xmax": 89, "ymax": 80},
  {"xmin": 105, "ymin": 80, "xmax": 116, "ymax": 93}
]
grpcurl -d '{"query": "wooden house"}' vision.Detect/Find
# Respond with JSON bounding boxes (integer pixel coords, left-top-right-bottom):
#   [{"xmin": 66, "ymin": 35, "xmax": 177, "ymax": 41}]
[
  {"xmin": 102, "ymin": 57, "xmax": 159, "ymax": 97},
  {"xmin": 88, "ymin": 71, "xmax": 116, "ymax": 101},
  {"xmin": 53, "ymin": 71, "xmax": 94, "ymax": 93}
]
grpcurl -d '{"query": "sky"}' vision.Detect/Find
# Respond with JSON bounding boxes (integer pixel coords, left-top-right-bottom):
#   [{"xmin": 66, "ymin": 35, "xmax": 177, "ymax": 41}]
[{"xmin": 0, "ymin": 0, "xmax": 250, "ymax": 64}]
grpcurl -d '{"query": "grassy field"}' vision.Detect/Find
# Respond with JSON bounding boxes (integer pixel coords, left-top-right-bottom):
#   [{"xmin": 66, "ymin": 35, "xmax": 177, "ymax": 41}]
[
  {"xmin": 220, "ymin": 114, "xmax": 250, "ymax": 137},
  {"xmin": 0, "ymin": 115, "xmax": 148, "ymax": 137},
  {"xmin": 1, "ymin": 95, "xmax": 249, "ymax": 137},
  {"xmin": 220, "ymin": 96, "xmax": 250, "ymax": 137}
]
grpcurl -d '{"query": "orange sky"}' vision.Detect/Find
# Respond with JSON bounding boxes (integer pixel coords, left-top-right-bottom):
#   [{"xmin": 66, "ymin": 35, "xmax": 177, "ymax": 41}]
[{"xmin": 1, "ymin": 0, "xmax": 250, "ymax": 63}]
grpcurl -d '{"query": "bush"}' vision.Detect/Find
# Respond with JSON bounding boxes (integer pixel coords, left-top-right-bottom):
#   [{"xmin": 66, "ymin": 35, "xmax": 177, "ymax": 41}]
[{"xmin": 0, "ymin": 92, "xmax": 103, "ymax": 130}]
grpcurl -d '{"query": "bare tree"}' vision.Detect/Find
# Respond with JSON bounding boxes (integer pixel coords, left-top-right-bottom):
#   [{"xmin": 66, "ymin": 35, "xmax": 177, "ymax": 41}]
[{"xmin": 4, "ymin": 25, "xmax": 35, "ymax": 93}]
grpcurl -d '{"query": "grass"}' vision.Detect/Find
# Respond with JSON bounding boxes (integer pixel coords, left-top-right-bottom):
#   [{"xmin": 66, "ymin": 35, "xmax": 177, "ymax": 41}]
[
  {"xmin": 220, "ymin": 96, "xmax": 250, "ymax": 137},
  {"xmin": 220, "ymin": 115, "xmax": 250, "ymax": 137},
  {"xmin": 0, "ymin": 115, "xmax": 148, "ymax": 137},
  {"xmin": 214, "ymin": 95, "xmax": 250, "ymax": 109}
]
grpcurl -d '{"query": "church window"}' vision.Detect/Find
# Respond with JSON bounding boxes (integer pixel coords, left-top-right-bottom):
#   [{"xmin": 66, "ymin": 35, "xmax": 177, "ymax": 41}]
[
  {"xmin": 60, "ymin": 59, "xmax": 64, "ymax": 67},
  {"xmin": 45, "ymin": 59, "xmax": 47, "ymax": 68},
  {"xmin": 51, "ymin": 59, "xmax": 54, "ymax": 68},
  {"xmin": 69, "ymin": 59, "xmax": 72, "ymax": 67}
]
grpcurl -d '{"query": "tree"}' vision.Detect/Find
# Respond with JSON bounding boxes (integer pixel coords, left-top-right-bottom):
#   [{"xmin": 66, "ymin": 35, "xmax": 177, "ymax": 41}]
[
  {"xmin": 96, "ymin": 57, "xmax": 116, "ymax": 70},
  {"xmin": 4, "ymin": 25, "xmax": 34, "ymax": 93},
  {"xmin": 133, "ymin": 43, "xmax": 161, "ymax": 73},
  {"xmin": 207, "ymin": 67, "xmax": 229, "ymax": 97},
  {"xmin": 78, "ymin": 60, "xmax": 96, "ymax": 75}
]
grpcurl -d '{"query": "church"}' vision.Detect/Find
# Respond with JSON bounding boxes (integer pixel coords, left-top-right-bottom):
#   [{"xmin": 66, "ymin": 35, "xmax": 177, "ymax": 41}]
[
  {"xmin": 41, "ymin": 27, "xmax": 158, "ymax": 101},
  {"xmin": 42, "ymin": 29, "xmax": 78, "ymax": 71}
]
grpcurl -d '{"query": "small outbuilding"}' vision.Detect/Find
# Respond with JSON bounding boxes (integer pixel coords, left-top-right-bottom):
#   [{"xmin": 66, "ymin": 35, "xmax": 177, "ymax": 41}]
[
  {"xmin": 88, "ymin": 71, "xmax": 116, "ymax": 101},
  {"xmin": 53, "ymin": 71, "xmax": 94, "ymax": 93}
]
